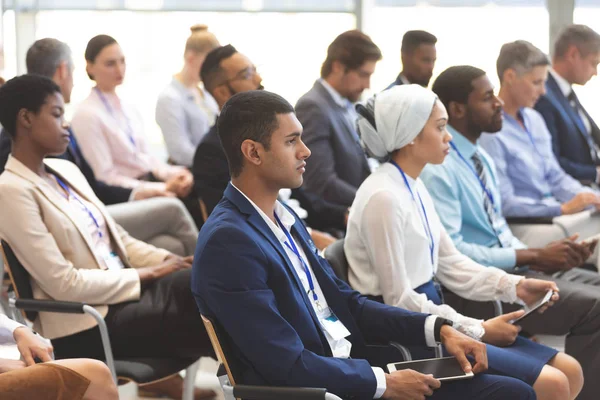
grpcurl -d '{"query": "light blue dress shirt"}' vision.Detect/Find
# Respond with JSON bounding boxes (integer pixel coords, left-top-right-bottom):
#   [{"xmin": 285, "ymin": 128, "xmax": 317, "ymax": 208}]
[
  {"xmin": 479, "ymin": 108, "xmax": 594, "ymax": 218},
  {"xmin": 421, "ymin": 127, "xmax": 526, "ymax": 271},
  {"xmin": 155, "ymin": 78, "xmax": 218, "ymax": 167}
]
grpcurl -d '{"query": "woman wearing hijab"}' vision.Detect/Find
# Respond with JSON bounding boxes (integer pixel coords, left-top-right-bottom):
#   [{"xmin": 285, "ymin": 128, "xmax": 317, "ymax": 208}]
[{"xmin": 345, "ymin": 85, "xmax": 583, "ymax": 400}]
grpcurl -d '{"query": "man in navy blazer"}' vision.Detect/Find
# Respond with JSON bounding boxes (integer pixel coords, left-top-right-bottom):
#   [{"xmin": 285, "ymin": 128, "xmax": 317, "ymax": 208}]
[
  {"xmin": 535, "ymin": 24, "xmax": 600, "ymax": 183},
  {"xmin": 191, "ymin": 90, "xmax": 536, "ymax": 399},
  {"xmin": 295, "ymin": 30, "xmax": 378, "ymax": 209}
]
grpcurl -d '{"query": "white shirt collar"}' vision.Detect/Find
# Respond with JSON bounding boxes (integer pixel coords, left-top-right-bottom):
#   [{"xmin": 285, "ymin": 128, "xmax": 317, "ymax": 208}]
[
  {"xmin": 319, "ymin": 78, "xmax": 351, "ymax": 109},
  {"xmin": 399, "ymin": 74, "xmax": 411, "ymax": 85},
  {"xmin": 549, "ymin": 68, "xmax": 572, "ymax": 98},
  {"xmin": 231, "ymin": 183, "xmax": 296, "ymax": 243}
]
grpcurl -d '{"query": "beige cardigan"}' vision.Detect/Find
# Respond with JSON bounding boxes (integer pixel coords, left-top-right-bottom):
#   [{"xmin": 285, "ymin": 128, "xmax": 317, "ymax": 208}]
[{"xmin": 0, "ymin": 156, "xmax": 170, "ymax": 339}]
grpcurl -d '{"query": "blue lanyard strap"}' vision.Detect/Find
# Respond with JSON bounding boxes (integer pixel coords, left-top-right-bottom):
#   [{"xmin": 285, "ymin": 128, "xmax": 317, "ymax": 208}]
[
  {"xmin": 449, "ymin": 141, "xmax": 496, "ymax": 206},
  {"xmin": 53, "ymin": 175, "xmax": 103, "ymax": 239},
  {"xmin": 94, "ymin": 87, "xmax": 136, "ymax": 148},
  {"xmin": 389, "ymin": 160, "xmax": 435, "ymax": 266},
  {"xmin": 274, "ymin": 214, "xmax": 319, "ymax": 304}
]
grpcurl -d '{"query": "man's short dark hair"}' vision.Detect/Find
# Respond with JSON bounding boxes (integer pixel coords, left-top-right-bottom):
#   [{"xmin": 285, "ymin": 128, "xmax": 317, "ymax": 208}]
[
  {"xmin": 432, "ymin": 65, "xmax": 486, "ymax": 112},
  {"xmin": 554, "ymin": 24, "xmax": 600, "ymax": 59},
  {"xmin": 201, "ymin": 44, "xmax": 238, "ymax": 94},
  {"xmin": 26, "ymin": 38, "xmax": 72, "ymax": 78},
  {"xmin": 321, "ymin": 30, "xmax": 382, "ymax": 78},
  {"xmin": 497, "ymin": 40, "xmax": 549, "ymax": 82},
  {"xmin": 0, "ymin": 74, "xmax": 61, "ymax": 138},
  {"xmin": 218, "ymin": 90, "xmax": 294, "ymax": 177},
  {"xmin": 401, "ymin": 30, "xmax": 437, "ymax": 54}
]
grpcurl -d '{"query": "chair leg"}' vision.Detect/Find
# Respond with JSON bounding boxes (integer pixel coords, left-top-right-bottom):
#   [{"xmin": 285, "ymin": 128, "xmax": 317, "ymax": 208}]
[{"xmin": 183, "ymin": 359, "xmax": 201, "ymax": 400}]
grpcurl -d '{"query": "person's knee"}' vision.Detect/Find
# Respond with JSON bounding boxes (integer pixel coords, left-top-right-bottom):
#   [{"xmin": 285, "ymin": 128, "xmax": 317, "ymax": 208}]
[
  {"xmin": 552, "ymin": 353, "xmax": 584, "ymax": 398},
  {"xmin": 536, "ymin": 365, "xmax": 571, "ymax": 400},
  {"xmin": 81, "ymin": 359, "xmax": 118, "ymax": 400}
]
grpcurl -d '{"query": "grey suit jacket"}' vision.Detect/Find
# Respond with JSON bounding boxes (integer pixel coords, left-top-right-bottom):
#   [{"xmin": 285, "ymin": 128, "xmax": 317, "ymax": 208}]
[{"xmin": 295, "ymin": 80, "xmax": 370, "ymax": 208}]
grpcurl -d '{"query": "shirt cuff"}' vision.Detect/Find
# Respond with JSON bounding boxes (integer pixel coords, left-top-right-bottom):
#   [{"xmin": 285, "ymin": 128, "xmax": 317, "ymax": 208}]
[
  {"xmin": 424, "ymin": 315, "xmax": 438, "ymax": 347},
  {"xmin": 371, "ymin": 367, "xmax": 387, "ymax": 399},
  {"xmin": 128, "ymin": 187, "xmax": 139, "ymax": 202},
  {"xmin": 0, "ymin": 314, "xmax": 25, "ymax": 344}
]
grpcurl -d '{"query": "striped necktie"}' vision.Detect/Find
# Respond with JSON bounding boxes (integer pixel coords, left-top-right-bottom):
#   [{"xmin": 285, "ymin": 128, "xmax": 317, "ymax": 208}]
[{"xmin": 471, "ymin": 151, "xmax": 503, "ymax": 247}]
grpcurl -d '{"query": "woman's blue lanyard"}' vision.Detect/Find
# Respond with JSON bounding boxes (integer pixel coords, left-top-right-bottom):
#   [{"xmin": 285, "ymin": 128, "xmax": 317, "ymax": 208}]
[
  {"xmin": 389, "ymin": 161, "xmax": 435, "ymax": 266},
  {"xmin": 449, "ymin": 141, "xmax": 496, "ymax": 207},
  {"xmin": 53, "ymin": 175, "xmax": 103, "ymax": 239},
  {"xmin": 274, "ymin": 214, "xmax": 323, "ymax": 313},
  {"xmin": 94, "ymin": 87, "xmax": 136, "ymax": 148}
]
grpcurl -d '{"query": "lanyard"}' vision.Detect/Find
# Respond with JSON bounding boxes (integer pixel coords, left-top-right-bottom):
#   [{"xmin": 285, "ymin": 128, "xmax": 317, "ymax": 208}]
[
  {"xmin": 94, "ymin": 88, "xmax": 136, "ymax": 148},
  {"xmin": 449, "ymin": 141, "xmax": 496, "ymax": 206},
  {"xmin": 274, "ymin": 214, "xmax": 323, "ymax": 312},
  {"xmin": 389, "ymin": 160, "xmax": 435, "ymax": 266},
  {"xmin": 53, "ymin": 175, "xmax": 103, "ymax": 239}
]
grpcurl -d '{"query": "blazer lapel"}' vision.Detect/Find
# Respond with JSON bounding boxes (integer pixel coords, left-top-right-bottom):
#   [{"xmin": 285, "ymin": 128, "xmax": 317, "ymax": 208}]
[
  {"xmin": 546, "ymin": 75, "xmax": 589, "ymax": 139},
  {"xmin": 314, "ymin": 81, "xmax": 360, "ymax": 145},
  {"xmin": 223, "ymin": 184, "xmax": 325, "ymax": 331}
]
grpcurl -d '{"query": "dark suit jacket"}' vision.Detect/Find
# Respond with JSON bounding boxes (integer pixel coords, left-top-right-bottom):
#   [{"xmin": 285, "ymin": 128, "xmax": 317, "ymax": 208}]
[
  {"xmin": 385, "ymin": 73, "xmax": 406, "ymax": 90},
  {"xmin": 192, "ymin": 124, "xmax": 348, "ymax": 230},
  {"xmin": 192, "ymin": 124, "xmax": 231, "ymax": 217},
  {"xmin": 192, "ymin": 184, "xmax": 429, "ymax": 399},
  {"xmin": 0, "ymin": 129, "xmax": 131, "ymax": 205},
  {"xmin": 535, "ymin": 73, "xmax": 600, "ymax": 182},
  {"xmin": 295, "ymin": 80, "xmax": 370, "ymax": 208}
]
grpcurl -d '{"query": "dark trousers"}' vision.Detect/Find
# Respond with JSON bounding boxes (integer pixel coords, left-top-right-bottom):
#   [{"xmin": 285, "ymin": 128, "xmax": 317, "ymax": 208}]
[
  {"xmin": 444, "ymin": 267, "xmax": 600, "ymax": 400},
  {"xmin": 428, "ymin": 374, "xmax": 535, "ymax": 400},
  {"xmin": 51, "ymin": 269, "xmax": 213, "ymax": 361}
]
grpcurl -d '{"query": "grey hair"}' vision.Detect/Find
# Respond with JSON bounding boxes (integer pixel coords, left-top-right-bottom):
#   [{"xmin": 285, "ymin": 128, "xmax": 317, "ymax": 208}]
[
  {"xmin": 496, "ymin": 40, "xmax": 549, "ymax": 82},
  {"xmin": 26, "ymin": 38, "xmax": 72, "ymax": 78}
]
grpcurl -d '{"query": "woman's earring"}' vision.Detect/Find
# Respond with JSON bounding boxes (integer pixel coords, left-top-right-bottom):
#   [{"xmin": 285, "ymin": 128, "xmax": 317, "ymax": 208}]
[{"xmin": 410, "ymin": 141, "xmax": 415, "ymax": 145}]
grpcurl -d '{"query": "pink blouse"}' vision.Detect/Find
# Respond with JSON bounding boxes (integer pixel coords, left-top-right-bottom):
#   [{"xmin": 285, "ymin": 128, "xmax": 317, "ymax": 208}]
[{"xmin": 71, "ymin": 88, "xmax": 184, "ymax": 191}]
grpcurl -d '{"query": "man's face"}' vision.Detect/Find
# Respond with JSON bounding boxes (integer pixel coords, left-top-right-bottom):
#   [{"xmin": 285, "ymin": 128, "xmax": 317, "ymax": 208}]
[
  {"xmin": 402, "ymin": 44, "xmax": 437, "ymax": 87},
  {"xmin": 338, "ymin": 60, "xmax": 377, "ymax": 103},
  {"xmin": 465, "ymin": 75, "xmax": 504, "ymax": 134},
  {"xmin": 61, "ymin": 61, "xmax": 74, "ymax": 104},
  {"xmin": 260, "ymin": 113, "xmax": 311, "ymax": 189},
  {"xmin": 221, "ymin": 53, "xmax": 264, "ymax": 97},
  {"xmin": 571, "ymin": 48, "xmax": 600, "ymax": 85},
  {"xmin": 509, "ymin": 65, "xmax": 548, "ymax": 108}
]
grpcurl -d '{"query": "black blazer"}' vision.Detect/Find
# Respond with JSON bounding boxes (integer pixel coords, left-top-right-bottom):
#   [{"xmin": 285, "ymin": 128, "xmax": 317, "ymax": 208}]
[
  {"xmin": 295, "ymin": 80, "xmax": 370, "ymax": 208},
  {"xmin": 0, "ymin": 129, "xmax": 131, "ymax": 205}
]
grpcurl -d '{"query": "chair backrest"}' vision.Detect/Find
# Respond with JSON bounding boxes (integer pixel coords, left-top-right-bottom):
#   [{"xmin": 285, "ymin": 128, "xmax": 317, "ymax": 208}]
[
  {"xmin": 323, "ymin": 239, "xmax": 349, "ymax": 283},
  {"xmin": 198, "ymin": 199, "xmax": 209, "ymax": 222},
  {"xmin": 0, "ymin": 240, "xmax": 37, "ymax": 321},
  {"xmin": 201, "ymin": 314, "xmax": 245, "ymax": 386}
]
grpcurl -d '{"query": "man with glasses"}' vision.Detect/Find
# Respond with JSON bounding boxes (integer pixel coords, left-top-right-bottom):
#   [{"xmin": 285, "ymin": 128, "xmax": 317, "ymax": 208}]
[{"xmin": 296, "ymin": 30, "xmax": 382, "ymax": 209}]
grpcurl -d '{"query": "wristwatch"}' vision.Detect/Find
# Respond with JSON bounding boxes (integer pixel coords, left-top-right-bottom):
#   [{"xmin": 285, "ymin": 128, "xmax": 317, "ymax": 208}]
[{"xmin": 434, "ymin": 317, "xmax": 454, "ymax": 343}]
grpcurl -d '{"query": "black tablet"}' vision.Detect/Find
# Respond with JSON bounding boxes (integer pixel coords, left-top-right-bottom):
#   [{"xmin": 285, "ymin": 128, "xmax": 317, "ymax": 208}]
[
  {"xmin": 511, "ymin": 289, "xmax": 555, "ymax": 325},
  {"xmin": 387, "ymin": 356, "xmax": 474, "ymax": 381}
]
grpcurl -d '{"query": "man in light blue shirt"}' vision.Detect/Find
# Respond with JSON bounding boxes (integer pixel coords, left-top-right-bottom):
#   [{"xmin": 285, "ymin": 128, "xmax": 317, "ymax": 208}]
[{"xmin": 423, "ymin": 64, "xmax": 600, "ymax": 400}]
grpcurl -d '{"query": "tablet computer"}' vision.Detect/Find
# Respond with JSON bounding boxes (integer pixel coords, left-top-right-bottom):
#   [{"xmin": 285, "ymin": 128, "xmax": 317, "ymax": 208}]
[
  {"xmin": 387, "ymin": 356, "xmax": 474, "ymax": 382},
  {"xmin": 511, "ymin": 289, "xmax": 554, "ymax": 325}
]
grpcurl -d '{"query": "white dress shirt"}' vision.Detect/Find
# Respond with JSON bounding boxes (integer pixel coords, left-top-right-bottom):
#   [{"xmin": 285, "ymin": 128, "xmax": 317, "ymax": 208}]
[
  {"xmin": 0, "ymin": 314, "xmax": 24, "ymax": 345},
  {"xmin": 232, "ymin": 184, "xmax": 388, "ymax": 398},
  {"xmin": 346, "ymin": 163, "xmax": 524, "ymax": 339}
]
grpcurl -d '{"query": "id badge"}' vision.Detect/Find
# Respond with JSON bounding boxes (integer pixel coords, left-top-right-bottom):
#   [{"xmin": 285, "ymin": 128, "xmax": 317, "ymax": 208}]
[
  {"xmin": 102, "ymin": 251, "xmax": 125, "ymax": 271},
  {"xmin": 319, "ymin": 308, "xmax": 351, "ymax": 341}
]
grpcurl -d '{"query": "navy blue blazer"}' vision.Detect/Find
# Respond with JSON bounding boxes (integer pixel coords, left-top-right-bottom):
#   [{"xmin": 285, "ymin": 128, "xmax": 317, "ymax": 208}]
[
  {"xmin": 192, "ymin": 184, "xmax": 429, "ymax": 399},
  {"xmin": 535, "ymin": 74, "xmax": 600, "ymax": 182}
]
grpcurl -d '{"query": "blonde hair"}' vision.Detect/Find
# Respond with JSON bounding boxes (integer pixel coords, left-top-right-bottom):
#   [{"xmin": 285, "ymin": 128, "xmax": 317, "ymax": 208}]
[{"xmin": 185, "ymin": 24, "xmax": 219, "ymax": 55}]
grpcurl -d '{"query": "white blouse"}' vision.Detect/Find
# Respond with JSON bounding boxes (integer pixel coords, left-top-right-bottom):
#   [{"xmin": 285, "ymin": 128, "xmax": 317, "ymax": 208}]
[{"xmin": 345, "ymin": 163, "xmax": 523, "ymax": 339}]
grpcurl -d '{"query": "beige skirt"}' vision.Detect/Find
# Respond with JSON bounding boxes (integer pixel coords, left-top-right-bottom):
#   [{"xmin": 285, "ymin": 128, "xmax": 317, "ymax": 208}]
[{"xmin": 0, "ymin": 363, "xmax": 91, "ymax": 400}]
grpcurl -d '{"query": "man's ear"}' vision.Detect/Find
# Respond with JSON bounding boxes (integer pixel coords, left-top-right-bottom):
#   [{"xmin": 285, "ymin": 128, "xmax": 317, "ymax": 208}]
[
  {"xmin": 240, "ymin": 139, "xmax": 262, "ymax": 167},
  {"xmin": 56, "ymin": 61, "xmax": 69, "ymax": 80},
  {"xmin": 503, "ymin": 68, "xmax": 517, "ymax": 86},
  {"xmin": 448, "ymin": 101, "xmax": 467, "ymax": 120}
]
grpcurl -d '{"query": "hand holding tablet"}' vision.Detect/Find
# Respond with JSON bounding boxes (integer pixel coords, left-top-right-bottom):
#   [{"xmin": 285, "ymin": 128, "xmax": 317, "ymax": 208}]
[
  {"xmin": 387, "ymin": 357, "xmax": 474, "ymax": 381},
  {"xmin": 511, "ymin": 289, "xmax": 556, "ymax": 325}
]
